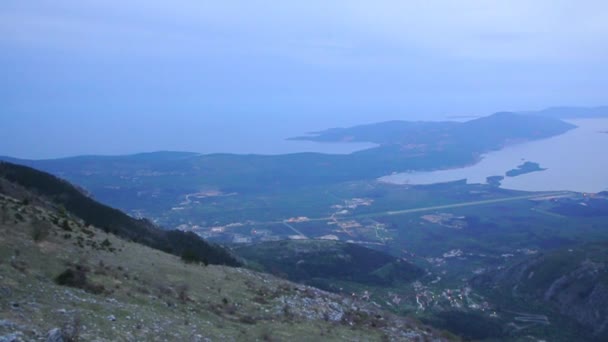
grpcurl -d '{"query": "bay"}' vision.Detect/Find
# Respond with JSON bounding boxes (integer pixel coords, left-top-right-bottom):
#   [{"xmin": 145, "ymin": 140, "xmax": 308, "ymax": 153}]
[{"xmin": 379, "ymin": 119, "xmax": 608, "ymax": 193}]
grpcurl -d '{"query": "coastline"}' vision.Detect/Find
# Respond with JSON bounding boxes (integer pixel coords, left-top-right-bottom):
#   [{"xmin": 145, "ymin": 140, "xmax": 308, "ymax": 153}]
[{"xmin": 378, "ymin": 118, "xmax": 608, "ymax": 193}]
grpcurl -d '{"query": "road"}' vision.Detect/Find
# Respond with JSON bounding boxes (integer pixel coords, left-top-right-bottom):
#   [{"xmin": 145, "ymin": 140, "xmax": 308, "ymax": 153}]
[
  {"xmin": 256, "ymin": 191, "xmax": 573, "ymax": 226},
  {"xmin": 282, "ymin": 221, "xmax": 308, "ymax": 238},
  {"xmin": 371, "ymin": 192, "xmax": 573, "ymax": 218}
]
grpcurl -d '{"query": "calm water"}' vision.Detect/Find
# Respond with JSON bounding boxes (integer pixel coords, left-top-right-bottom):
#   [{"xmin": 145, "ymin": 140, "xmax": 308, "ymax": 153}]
[
  {"xmin": 192, "ymin": 118, "xmax": 381, "ymax": 156},
  {"xmin": 379, "ymin": 119, "xmax": 608, "ymax": 193}
]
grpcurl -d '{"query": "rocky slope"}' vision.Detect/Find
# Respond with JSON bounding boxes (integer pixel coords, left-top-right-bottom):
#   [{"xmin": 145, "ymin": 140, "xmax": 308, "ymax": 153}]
[
  {"xmin": 473, "ymin": 242, "xmax": 608, "ymax": 341},
  {"xmin": 0, "ymin": 190, "xmax": 453, "ymax": 341}
]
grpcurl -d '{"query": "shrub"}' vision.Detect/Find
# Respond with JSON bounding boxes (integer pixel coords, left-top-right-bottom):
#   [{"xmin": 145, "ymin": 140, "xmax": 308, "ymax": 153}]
[
  {"xmin": 31, "ymin": 219, "xmax": 52, "ymax": 242},
  {"xmin": 55, "ymin": 264, "xmax": 105, "ymax": 295},
  {"xmin": 56, "ymin": 267, "xmax": 87, "ymax": 288},
  {"xmin": 177, "ymin": 284, "xmax": 189, "ymax": 303},
  {"xmin": 180, "ymin": 249, "xmax": 200, "ymax": 264},
  {"xmin": 14, "ymin": 213, "xmax": 24, "ymax": 222},
  {"xmin": 238, "ymin": 315, "xmax": 257, "ymax": 325},
  {"xmin": 101, "ymin": 239, "xmax": 112, "ymax": 248},
  {"xmin": 61, "ymin": 220, "xmax": 72, "ymax": 231},
  {"xmin": 57, "ymin": 205, "xmax": 68, "ymax": 218}
]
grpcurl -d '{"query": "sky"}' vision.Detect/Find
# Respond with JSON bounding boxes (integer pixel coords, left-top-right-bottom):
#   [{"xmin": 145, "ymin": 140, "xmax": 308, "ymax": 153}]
[{"xmin": 1, "ymin": 0, "xmax": 607, "ymax": 158}]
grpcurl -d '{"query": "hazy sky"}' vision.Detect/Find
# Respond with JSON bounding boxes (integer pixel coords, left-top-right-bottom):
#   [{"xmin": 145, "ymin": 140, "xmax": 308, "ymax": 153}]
[{"xmin": 1, "ymin": 1, "xmax": 607, "ymax": 158}]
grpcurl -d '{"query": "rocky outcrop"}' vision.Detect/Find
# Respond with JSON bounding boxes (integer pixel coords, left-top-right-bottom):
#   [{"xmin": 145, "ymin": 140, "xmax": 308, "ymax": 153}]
[{"xmin": 45, "ymin": 328, "xmax": 64, "ymax": 342}]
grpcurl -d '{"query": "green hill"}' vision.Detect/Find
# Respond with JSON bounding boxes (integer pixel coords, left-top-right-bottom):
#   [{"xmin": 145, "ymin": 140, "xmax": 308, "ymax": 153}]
[
  {"xmin": 235, "ymin": 240, "xmax": 424, "ymax": 290},
  {"xmin": 292, "ymin": 112, "xmax": 575, "ymax": 148},
  {"xmin": 0, "ymin": 161, "xmax": 240, "ymax": 267}
]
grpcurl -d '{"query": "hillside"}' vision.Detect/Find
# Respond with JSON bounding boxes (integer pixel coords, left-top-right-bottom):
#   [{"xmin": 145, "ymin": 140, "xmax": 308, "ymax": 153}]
[
  {"xmin": 235, "ymin": 240, "xmax": 424, "ymax": 291},
  {"xmin": 0, "ymin": 194, "xmax": 454, "ymax": 341},
  {"xmin": 291, "ymin": 112, "xmax": 576, "ymax": 147},
  {"xmin": 0, "ymin": 161, "xmax": 239, "ymax": 267},
  {"xmin": 472, "ymin": 242, "xmax": 608, "ymax": 341}
]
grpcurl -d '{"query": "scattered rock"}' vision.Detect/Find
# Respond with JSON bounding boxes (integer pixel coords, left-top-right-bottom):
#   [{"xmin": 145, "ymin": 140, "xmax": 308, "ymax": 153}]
[
  {"xmin": 190, "ymin": 334, "xmax": 209, "ymax": 342},
  {"xmin": 0, "ymin": 320, "xmax": 16, "ymax": 329},
  {"xmin": 0, "ymin": 332, "xmax": 24, "ymax": 342},
  {"xmin": 45, "ymin": 328, "xmax": 63, "ymax": 342},
  {"xmin": 0, "ymin": 287, "xmax": 11, "ymax": 297},
  {"xmin": 107, "ymin": 315, "xmax": 117, "ymax": 322}
]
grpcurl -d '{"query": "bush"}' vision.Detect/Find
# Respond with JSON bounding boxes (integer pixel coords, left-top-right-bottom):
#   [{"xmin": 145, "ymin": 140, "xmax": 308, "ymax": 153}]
[
  {"xmin": 61, "ymin": 220, "xmax": 72, "ymax": 231},
  {"xmin": 56, "ymin": 267, "xmax": 87, "ymax": 288},
  {"xmin": 31, "ymin": 220, "xmax": 51, "ymax": 242},
  {"xmin": 180, "ymin": 249, "xmax": 200, "ymax": 264},
  {"xmin": 55, "ymin": 264, "xmax": 105, "ymax": 295},
  {"xmin": 177, "ymin": 284, "xmax": 189, "ymax": 303}
]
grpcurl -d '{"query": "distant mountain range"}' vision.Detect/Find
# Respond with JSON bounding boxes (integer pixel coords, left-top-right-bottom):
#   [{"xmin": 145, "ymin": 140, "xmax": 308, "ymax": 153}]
[
  {"xmin": 291, "ymin": 111, "xmax": 576, "ymax": 146},
  {"xmin": 521, "ymin": 106, "xmax": 608, "ymax": 119}
]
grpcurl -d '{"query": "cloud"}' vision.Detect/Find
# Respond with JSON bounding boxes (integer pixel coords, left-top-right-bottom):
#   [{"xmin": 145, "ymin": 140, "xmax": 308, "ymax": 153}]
[
  {"xmin": 1, "ymin": 0, "xmax": 607, "ymax": 159},
  {"xmin": 2, "ymin": 0, "xmax": 607, "ymax": 64},
  {"xmin": 342, "ymin": 0, "xmax": 608, "ymax": 61}
]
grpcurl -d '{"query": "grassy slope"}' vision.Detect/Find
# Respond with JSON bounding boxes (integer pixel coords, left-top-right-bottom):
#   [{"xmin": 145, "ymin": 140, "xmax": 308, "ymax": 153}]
[
  {"xmin": 0, "ymin": 161, "xmax": 240, "ymax": 267},
  {"xmin": 0, "ymin": 195, "xmax": 454, "ymax": 341}
]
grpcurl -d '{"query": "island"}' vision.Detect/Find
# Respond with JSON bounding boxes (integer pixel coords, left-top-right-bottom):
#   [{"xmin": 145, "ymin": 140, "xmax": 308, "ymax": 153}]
[
  {"xmin": 486, "ymin": 175, "xmax": 505, "ymax": 187},
  {"xmin": 505, "ymin": 161, "xmax": 547, "ymax": 177}
]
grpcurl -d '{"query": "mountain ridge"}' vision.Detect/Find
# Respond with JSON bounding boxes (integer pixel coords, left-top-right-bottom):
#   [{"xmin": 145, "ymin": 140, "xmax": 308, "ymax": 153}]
[
  {"xmin": 472, "ymin": 242, "xmax": 608, "ymax": 341},
  {"xmin": 0, "ymin": 161, "xmax": 240, "ymax": 267},
  {"xmin": 290, "ymin": 112, "xmax": 576, "ymax": 146}
]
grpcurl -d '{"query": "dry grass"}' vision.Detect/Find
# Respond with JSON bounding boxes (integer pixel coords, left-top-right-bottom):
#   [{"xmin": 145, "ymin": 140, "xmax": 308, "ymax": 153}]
[{"xmin": 0, "ymin": 195, "xmax": 444, "ymax": 341}]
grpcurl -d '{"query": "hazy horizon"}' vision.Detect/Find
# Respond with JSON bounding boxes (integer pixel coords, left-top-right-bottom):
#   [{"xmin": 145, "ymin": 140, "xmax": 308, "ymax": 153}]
[{"xmin": 2, "ymin": 1, "xmax": 607, "ymax": 158}]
